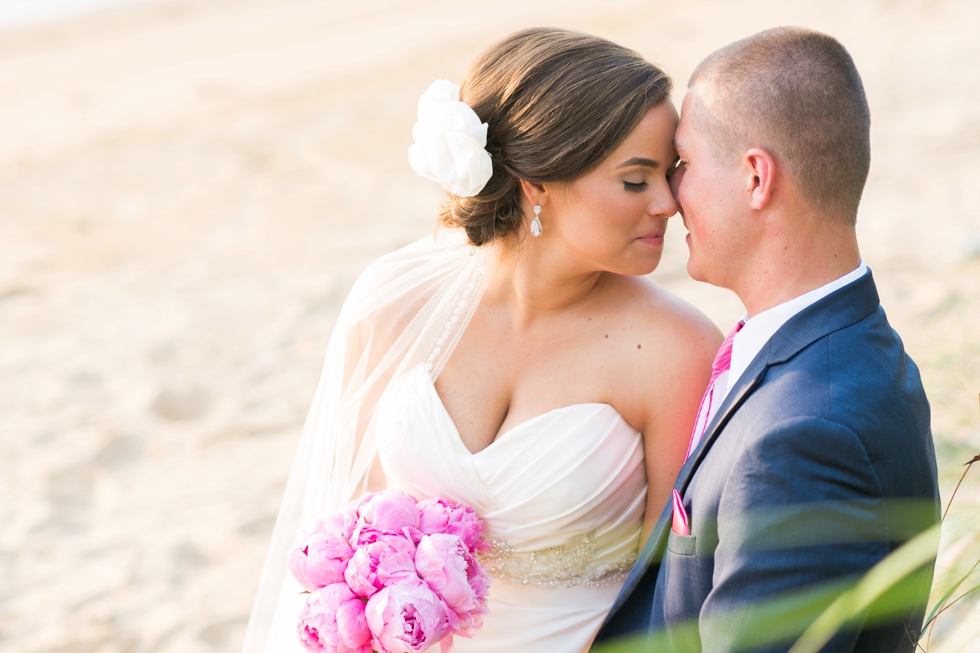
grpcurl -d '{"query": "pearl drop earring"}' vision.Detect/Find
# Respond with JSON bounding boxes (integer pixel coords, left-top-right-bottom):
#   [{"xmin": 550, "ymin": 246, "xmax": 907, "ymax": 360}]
[{"xmin": 530, "ymin": 205, "xmax": 543, "ymax": 237}]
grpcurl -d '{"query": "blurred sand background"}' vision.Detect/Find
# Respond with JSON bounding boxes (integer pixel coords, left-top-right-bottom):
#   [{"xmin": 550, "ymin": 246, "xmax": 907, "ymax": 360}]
[{"xmin": 1, "ymin": 0, "xmax": 978, "ymax": 651}]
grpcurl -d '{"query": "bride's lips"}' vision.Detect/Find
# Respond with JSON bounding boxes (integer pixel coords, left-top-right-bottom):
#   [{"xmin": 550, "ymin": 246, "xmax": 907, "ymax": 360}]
[{"xmin": 636, "ymin": 232, "xmax": 665, "ymax": 245}]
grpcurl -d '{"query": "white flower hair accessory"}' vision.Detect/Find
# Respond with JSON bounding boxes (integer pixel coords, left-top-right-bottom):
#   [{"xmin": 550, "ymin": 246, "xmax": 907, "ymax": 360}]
[{"xmin": 408, "ymin": 79, "xmax": 493, "ymax": 197}]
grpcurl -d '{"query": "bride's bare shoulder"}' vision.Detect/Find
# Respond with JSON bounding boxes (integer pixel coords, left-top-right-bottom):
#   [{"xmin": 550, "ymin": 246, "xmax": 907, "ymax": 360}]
[
  {"xmin": 601, "ymin": 274, "xmax": 722, "ymax": 359},
  {"xmin": 597, "ymin": 274, "xmax": 722, "ymax": 437},
  {"xmin": 584, "ymin": 274, "xmax": 720, "ymax": 439}
]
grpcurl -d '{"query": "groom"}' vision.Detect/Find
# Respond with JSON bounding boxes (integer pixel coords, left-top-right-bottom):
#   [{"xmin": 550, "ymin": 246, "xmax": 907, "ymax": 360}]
[{"xmin": 593, "ymin": 27, "xmax": 940, "ymax": 652}]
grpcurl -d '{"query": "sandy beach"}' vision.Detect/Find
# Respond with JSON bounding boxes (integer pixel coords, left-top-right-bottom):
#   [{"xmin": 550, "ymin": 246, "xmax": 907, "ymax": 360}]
[{"xmin": 1, "ymin": 1, "xmax": 978, "ymax": 651}]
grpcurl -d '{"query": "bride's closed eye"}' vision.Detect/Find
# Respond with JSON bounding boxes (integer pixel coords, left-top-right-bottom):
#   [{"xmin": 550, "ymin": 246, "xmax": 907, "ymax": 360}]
[{"xmin": 623, "ymin": 180, "xmax": 649, "ymax": 193}]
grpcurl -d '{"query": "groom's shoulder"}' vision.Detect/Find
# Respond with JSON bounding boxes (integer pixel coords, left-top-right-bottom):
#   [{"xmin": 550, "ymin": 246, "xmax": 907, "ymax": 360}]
[
  {"xmin": 751, "ymin": 305, "xmax": 932, "ymax": 471},
  {"xmin": 828, "ymin": 306, "xmax": 929, "ymax": 434},
  {"xmin": 731, "ymin": 306, "xmax": 937, "ymax": 503},
  {"xmin": 817, "ymin": 304, "xmax": 923, "ymax": 407},
  {"xmin": 768, "ymin": 305, "xmax": 924, "ymax": 415}
]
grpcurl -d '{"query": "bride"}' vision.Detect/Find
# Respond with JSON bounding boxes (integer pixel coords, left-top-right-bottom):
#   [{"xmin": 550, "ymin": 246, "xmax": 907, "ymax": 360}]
[{"xmin": 244, "ymin": 27, "xmax": 721, "ymax": 653}]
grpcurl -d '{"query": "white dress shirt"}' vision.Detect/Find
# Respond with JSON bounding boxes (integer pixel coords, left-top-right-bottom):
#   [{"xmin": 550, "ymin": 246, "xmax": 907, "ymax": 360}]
[{"xmin": 704, "ymin": 261, "xmax": 869, "ymax": 430}]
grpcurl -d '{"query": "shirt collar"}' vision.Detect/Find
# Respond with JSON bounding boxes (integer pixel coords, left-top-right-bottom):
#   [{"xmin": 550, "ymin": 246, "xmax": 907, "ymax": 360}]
[{"xmin": 725, "ymin": 260, "xmax": 869, "ymax": 396}]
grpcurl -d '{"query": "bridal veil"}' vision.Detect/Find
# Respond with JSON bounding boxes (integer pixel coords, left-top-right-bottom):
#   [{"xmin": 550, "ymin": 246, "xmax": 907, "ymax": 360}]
[{"xmin": 242, "ymin": 229, "xmax": 497, "ymax": 653}]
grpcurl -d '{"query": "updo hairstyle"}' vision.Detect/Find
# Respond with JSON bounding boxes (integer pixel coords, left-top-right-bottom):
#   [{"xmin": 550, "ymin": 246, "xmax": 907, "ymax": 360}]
[{"xmin": 444, "ymin": 27, "xmax": 672, "ymax": 246}]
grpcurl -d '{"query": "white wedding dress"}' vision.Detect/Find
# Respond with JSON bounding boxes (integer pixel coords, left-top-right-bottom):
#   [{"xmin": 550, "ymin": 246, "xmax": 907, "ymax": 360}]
[
  {"xmin": 243, "ymin": 230, "xmax": 647, "ymax": 653},
  {"xmin": 376, "ymin": 363, "xmax": 647, "ymax": 652}
]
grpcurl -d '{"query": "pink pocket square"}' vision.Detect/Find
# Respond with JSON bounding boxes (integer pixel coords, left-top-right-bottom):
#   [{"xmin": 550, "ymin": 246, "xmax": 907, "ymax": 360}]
[{"xmin": 671, "ymin": 489, "xmax": 691, "ymax": 536}]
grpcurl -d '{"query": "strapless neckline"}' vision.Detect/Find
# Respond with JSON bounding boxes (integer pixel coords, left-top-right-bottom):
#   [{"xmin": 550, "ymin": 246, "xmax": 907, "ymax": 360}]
[
  {"xmin": 375, "ymin": 361, "xmax": 647, "ymax": 651},
  {"xmin": 421, "ymin": 368, "xmax": 624, "ymax": 456}
]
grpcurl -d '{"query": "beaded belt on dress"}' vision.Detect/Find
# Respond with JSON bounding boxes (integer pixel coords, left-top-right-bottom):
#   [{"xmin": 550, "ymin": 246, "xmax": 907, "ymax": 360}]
[{"xmin": 475, "ymin": 530, "xmax": 638, "ymax": 588}]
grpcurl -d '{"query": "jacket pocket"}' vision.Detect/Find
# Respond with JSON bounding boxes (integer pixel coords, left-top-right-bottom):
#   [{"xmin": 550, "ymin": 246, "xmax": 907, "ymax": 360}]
[
  {"xmin": 667, "ymin": 531, "xmax": 697, "ymax": 557},
  {"xmin": 662, "ymin": 532, "xmax": 709, "ymax": 644}
]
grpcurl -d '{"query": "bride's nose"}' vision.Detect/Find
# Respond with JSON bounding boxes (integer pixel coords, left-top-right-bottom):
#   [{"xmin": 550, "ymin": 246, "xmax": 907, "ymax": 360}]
[{"xmin": 649, "ymin": 181, "xmax": 679, "ymax": 219}]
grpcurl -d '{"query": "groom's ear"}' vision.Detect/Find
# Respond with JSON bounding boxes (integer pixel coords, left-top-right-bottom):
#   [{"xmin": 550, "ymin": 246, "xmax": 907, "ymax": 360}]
[{"xmin": 744, "ymin": 148, "xmax": 776, "ymax": 211}]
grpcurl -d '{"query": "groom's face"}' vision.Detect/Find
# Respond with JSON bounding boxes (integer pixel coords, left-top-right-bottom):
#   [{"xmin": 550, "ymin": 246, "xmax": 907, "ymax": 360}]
[{"xmin": 670, "ymin": 92, "xmax": 749, "ymax": 288}]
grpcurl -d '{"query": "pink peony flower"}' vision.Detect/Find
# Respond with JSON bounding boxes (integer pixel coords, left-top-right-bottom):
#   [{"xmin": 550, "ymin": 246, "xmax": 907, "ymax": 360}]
[
  {"xmin": 365, "ymin": 577, "xmax": 454, "ymax": 653},
  {"xmin": 463, "ymin": 550, "xmax": 491, "ymax": 604},
  {"xmin": 359, "ymin": 492, "xmax": 421, "ymax": 533},
  {"xmin": 345, "ymin": 532, "xmax": 417, "ymax": 598},
  {"xmin": 312, "ymin": 506, "xmax": 360, "ymax": 544},
  {"xmin": 288, "ymin": 514, "xmax": 357, "ymax": 592},
  {"xmin": 376, "ymin": 543, "xmax": 420, "ymax": 587},
  {"xmin": 417, "ymin": 498, "xmax": 487, "ymax": 553},
  {"xmin": 294, "ymin": 493, "xmax": 490, "ymax": 652},
  {"xmin": 350, "ymin": 523, "xmax": 410, "ymax": 549},
  {"xmin": 414, "ymin": 534, "xmax": 489, "ymax": 635},
  {"xmin": 344, "ymin": 547, "xmax": 382, "ymax": 599},
  {"xmin": 297, "ymin": 583, "xmax": 372, "ymax": 653}
]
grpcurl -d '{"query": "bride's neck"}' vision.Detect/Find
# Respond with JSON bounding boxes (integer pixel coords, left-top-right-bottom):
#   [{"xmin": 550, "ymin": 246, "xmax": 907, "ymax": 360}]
[{"xmin": 490, "ymin": 233, "xmax": 602, "ymax": 326}]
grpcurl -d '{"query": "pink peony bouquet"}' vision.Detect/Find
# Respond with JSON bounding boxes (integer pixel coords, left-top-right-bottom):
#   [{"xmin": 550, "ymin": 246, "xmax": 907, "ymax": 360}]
[{"xmin": 287, "ymin": 491, "xmax": 491, "ymax": 653}]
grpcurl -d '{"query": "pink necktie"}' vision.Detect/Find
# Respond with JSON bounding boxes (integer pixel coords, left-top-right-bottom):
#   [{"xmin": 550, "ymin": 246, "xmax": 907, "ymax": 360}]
[{"xmin": 685, "ymin": 320, "xmax": 745, "ymax": 460}]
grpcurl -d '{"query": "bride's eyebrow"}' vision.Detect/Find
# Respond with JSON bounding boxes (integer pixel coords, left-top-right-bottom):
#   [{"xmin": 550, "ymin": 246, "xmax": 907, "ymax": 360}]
[{"xmin": 616, "ymin": 157, "xmax": 659, "ymax": 169}]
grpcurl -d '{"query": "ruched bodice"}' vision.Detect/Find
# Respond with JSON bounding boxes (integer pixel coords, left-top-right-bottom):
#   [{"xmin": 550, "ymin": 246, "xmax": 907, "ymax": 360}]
[{"xmin": 375, "ymin": 363, "xmax": 647, "ymax": 652}]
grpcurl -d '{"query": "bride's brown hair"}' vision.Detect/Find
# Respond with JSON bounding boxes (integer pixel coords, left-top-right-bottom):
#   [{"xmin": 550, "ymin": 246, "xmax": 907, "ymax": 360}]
[{"xmin": 443, "ymin": 27, "xmax": 672, "ymax": 246}]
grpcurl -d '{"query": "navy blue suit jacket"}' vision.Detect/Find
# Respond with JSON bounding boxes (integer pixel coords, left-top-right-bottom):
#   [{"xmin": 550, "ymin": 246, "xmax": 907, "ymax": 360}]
[{"xmin": 593, "ymin": 271, "xmax": 940, "ymax": 652}]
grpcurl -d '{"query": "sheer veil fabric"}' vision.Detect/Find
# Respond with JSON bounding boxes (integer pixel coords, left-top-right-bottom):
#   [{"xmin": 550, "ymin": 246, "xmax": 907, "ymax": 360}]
[{"xmin": 242, "ymin": 229, "xmax": 498, "ymax": 653}]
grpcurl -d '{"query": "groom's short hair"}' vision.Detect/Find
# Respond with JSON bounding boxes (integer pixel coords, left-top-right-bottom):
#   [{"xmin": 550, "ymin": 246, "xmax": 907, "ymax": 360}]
[{"xmin": 689, "ymin": 27, "xmax": 870, "ymax": 223}]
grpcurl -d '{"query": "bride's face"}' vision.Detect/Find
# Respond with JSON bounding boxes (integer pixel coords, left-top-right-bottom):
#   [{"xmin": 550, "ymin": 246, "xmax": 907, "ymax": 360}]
[{"xmin": 542, "ymin": 102, "xmax": 680, "ymax": 276}]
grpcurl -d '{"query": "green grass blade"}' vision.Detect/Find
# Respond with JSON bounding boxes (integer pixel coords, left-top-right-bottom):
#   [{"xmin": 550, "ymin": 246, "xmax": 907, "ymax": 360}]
[
  {"xmin": 787, "ymin": 523, "xmax": 941, "ymax": 653},
  {"xmin": 921, "ymin": 555, "xmax": 980, "ymax": 633}
]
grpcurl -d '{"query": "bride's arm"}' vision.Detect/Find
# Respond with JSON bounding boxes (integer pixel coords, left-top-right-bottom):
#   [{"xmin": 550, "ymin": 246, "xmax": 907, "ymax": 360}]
[{"xmin": 632, "ymin": 300, "xmax": 720, "ymax": 549}]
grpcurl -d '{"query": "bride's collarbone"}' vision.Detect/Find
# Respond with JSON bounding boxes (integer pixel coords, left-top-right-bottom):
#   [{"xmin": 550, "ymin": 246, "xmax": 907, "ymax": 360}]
[{"xmin": 435, "ymin": 292, "xmax": 667, "ymax": 452}]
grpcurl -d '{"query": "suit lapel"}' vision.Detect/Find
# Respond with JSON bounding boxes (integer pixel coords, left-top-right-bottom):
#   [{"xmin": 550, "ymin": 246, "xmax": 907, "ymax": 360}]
[{"xmin": 676, "ymin": 345, "xmax": 770, "ymax": 491}]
